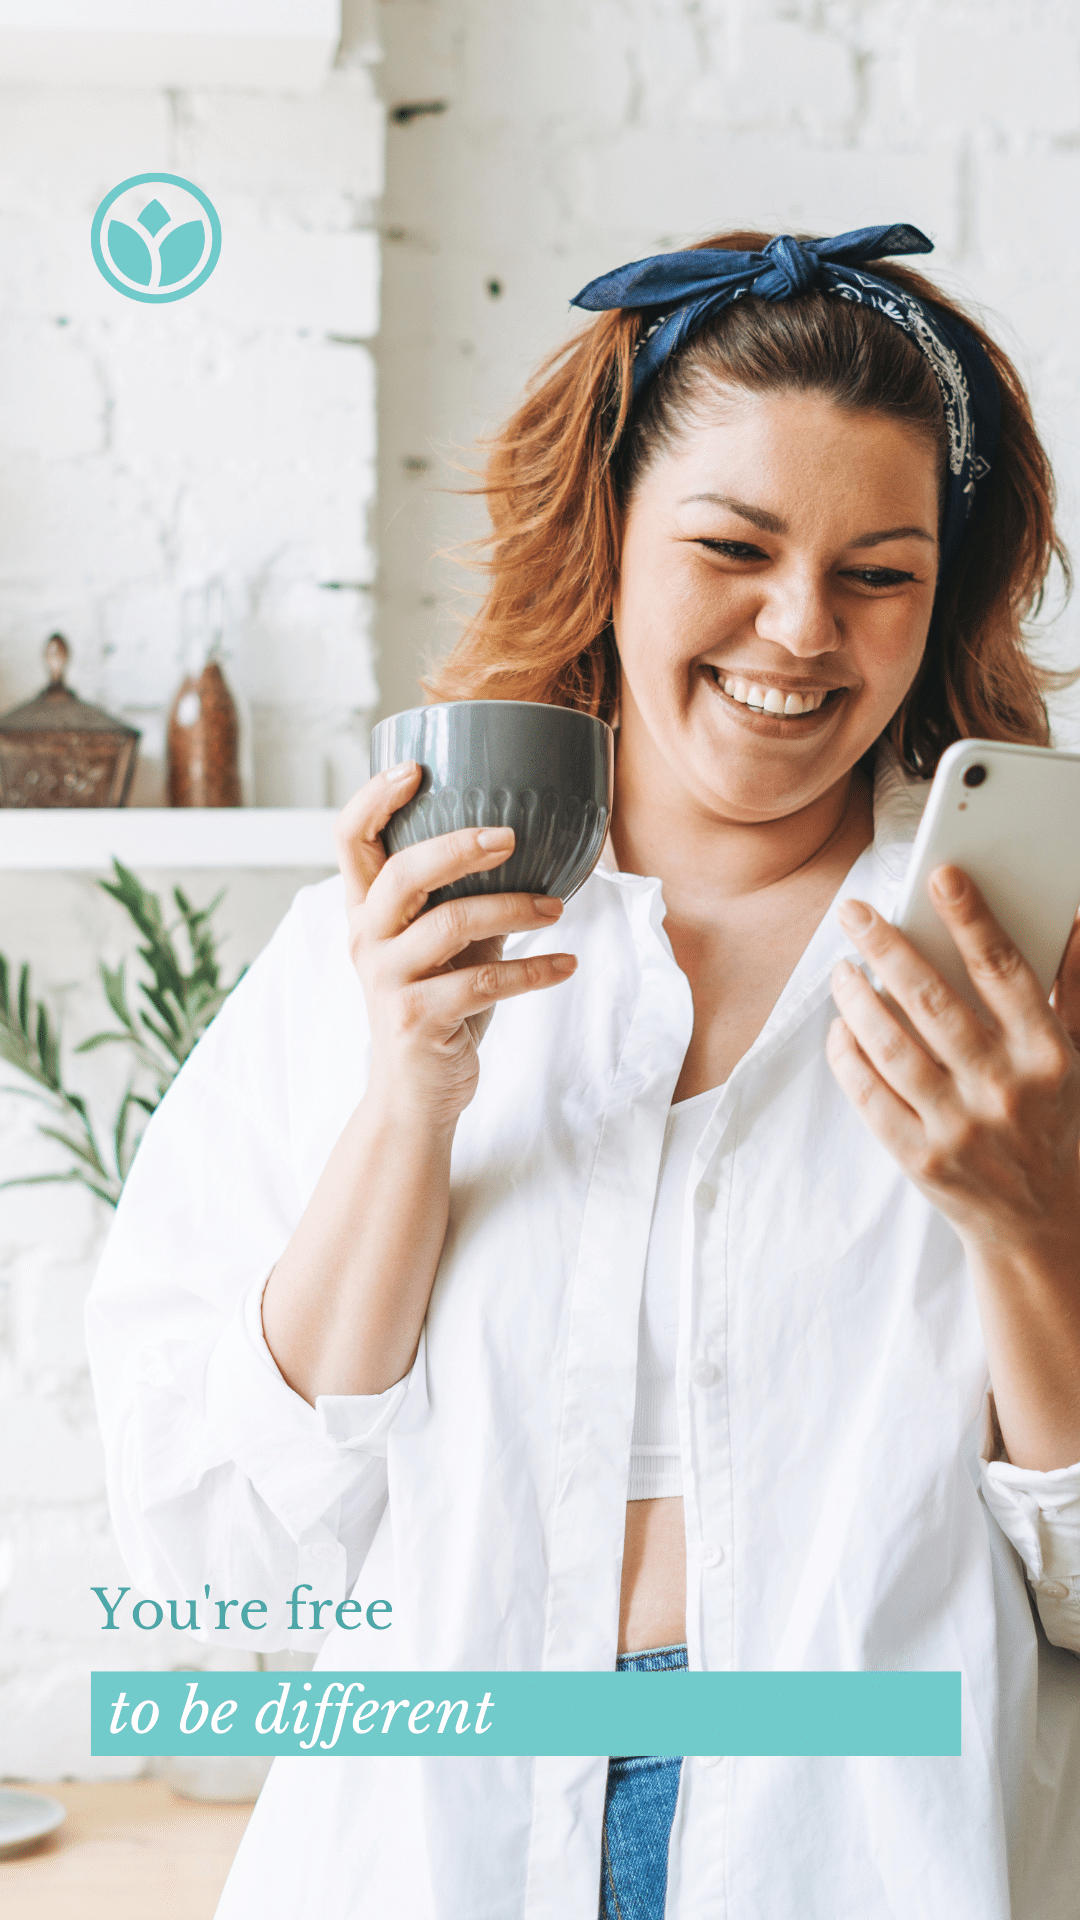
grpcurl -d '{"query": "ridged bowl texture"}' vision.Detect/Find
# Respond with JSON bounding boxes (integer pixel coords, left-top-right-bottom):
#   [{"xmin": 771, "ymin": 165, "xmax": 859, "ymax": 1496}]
[{"xmin": 369, "ymin": 700, "xmax": 615, "ymax": 909}]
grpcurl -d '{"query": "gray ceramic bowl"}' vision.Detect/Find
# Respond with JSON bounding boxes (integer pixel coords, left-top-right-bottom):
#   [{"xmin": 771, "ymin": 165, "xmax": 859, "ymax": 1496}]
[{"xmin": 370, "ymin": 700, "xmax": 614, "ymax": 908}]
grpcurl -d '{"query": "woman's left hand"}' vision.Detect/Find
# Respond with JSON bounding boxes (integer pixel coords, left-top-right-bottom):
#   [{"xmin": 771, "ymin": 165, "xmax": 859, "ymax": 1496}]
[{"xmin": 826, "ymin": 865, "xmax": 1080, "ymax": 1470}]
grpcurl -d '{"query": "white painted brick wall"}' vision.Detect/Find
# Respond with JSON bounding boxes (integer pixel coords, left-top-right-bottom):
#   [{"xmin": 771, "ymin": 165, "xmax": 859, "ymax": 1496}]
[{"xmin": 0, "ymin": 67, "xmax": 383, "ymax": 809}]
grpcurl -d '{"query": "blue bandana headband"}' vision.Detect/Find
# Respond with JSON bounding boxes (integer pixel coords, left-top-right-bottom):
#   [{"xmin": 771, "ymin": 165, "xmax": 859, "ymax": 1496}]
[{"xmin": 571, "ymin": 223, "xmax": 1000, "ymax": 578}]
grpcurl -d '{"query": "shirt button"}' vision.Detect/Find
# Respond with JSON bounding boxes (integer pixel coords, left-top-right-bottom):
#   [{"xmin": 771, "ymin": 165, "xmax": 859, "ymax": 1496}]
[
  {"xmin": 1039, "ymin": 1580, "xmax": 1070, "ymax": 1600},
  {"xmin": 694, "ymin": 1182, "xmax": 716, "ymax": 1210},
  {"xmin": 702, "ymin": 1543, "xmax": 725, "ymax": 1568},
  {"xmin": 700, "ymin": 1753, "xmax": 722, "ymax": 1768},
  {"xmin": 690, "ymin": 1359, "xmax": 718, "ymax": 1387}
]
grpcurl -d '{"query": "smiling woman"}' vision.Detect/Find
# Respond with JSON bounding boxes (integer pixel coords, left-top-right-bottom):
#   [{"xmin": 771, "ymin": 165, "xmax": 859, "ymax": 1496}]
[
  {"xmin": 428, "ymin": 229, "xmax": 1063, "ymax": 777},
  {"xmin": 611, "ymin": 398, "xmax": 939, "ymax": 826},
  {"xmin": 86, "ymin": 225, "xmax": 1080, "ymax": 1920}
]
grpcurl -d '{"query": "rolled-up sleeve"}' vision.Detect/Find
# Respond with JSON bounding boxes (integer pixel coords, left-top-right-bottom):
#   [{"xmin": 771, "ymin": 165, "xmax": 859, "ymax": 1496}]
[
  {"xmin": 978, "ymin": 1393, "xmax": 1080, "ymax": 1656},
  {"xmin": 84, "ymin": 880, "xmax": 418, "ymax": 1646},
  {"xmin": 203, "ymin": 1270, "xmax": 411, "ymax": 1533}
]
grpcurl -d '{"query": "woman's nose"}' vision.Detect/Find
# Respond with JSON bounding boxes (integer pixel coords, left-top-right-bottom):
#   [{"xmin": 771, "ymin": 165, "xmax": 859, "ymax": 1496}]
[{"xmin": 753, "ymin": 572, "xmax": 840, "ymax": 657}]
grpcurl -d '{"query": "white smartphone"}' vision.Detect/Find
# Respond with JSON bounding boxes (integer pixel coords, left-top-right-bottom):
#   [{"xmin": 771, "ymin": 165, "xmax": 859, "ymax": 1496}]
[{"xmin": 888, "ymin": 738, "xmax": 1080, "ymax": 1018}]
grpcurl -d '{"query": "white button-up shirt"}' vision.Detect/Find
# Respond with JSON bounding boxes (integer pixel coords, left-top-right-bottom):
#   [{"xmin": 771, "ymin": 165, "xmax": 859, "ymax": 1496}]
[{"xmin": 85, "ymin": 745, "xmax": 1080, "ymax": 1920}]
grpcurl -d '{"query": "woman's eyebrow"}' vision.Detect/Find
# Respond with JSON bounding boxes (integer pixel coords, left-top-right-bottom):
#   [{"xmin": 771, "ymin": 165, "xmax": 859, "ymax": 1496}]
[
  {"xmin": 681, "ymin": 493, "xmax": 936, "ymax": 550},
  {"xmin": 679, "ymin": 492, "xmax": 786, "ymax": 533},
  {"xmin": 849, "ymin": 525, "xmax": 935, "ymax": 548}
]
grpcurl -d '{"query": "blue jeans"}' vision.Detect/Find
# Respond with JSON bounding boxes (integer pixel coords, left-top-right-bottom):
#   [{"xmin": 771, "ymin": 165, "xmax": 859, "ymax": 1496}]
[{"xmin": 598, "ymin": 1644, "xmax": 688, "ymax": 1920}]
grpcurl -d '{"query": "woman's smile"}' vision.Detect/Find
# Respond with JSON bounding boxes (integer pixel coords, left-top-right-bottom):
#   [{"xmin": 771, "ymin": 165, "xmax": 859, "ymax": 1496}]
[{"xmin": 700, "ymin": 663, "xmax": 849, "ymax": 729}]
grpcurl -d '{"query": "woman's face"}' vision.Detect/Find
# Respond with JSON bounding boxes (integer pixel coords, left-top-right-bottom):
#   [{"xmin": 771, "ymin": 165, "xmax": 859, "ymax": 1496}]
[{"xmin": 611, "ymin": 388, "xmax": 941, "ymax": 825}]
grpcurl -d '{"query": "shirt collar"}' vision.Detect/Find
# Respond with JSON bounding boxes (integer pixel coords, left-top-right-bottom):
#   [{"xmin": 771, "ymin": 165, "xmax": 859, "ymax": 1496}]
[{"xmin": 869, "ymin": 737, "xmax": 932, "ymax": 881}]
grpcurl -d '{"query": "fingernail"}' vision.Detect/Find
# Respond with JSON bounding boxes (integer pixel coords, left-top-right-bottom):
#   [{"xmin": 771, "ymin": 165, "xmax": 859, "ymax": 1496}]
[
  {"xmin": 386, "ymin": 760, "xmax": 415, "ymax": 783},
  {"xmin": 838, "ymin": 899, "xmax": 873, "ymax": 933},
  {"xmin": 931, "ymin": 864, "xmax": 965, "ymax": 902},
  {"xmin": 833, "ymin": 957, "xmax": 856, "ymax": 985},
  {"xmin": 477, "ymin": 828, "xmax": 514, "ymax": 850},
  {"xmin": 551, "ymin": 955, "xmax": 577, "ymax": 974},
  {"xmin": 533, "ymin": 896, "xmax": 563, "ymax": 917}
]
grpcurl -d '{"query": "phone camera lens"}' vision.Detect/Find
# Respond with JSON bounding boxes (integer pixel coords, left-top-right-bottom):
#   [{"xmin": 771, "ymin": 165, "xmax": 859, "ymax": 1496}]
[{"xmin": 962, "ymin": 764, "xmax": 987, "ymax": 789}]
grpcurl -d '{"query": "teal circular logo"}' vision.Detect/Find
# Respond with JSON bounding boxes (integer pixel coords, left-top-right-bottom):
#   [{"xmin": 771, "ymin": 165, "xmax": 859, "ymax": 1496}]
[{"xmin": 91, "ymin": 172, "xmax": 221, "ymax": 303}]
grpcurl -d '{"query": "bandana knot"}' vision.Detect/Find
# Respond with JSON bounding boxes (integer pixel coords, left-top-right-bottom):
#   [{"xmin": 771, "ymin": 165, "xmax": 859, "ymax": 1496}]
[{"xmin": 758, "ymin": 234, "xmax": 818, "ymax": 298}]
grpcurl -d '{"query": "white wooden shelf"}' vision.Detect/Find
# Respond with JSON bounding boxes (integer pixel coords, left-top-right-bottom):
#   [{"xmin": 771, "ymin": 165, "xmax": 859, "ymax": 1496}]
[{"xmin": 0, "ymin": 808, "xmax": 339, "ymax": 871}]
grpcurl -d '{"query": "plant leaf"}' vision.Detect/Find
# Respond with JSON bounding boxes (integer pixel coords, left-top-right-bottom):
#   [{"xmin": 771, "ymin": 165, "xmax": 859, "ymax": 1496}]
[
  {"xmin": 100, "ymin": 862, "xmax": 162, "ymax": 944},
  {"xmin": 99, "ymin": 960, "xmax": 136, "ymax": 1032},
  {"xmin": 0, "ymin": 1166, "xmax": 117, "ymax": 1207},
  {"xmin": 139, "ymin": 983, "xmax": 183, "ymax": 1040},
  {"xmin": 113, "ymin": 1083, "xmax": 141, "ymax": 1180},
  {"xmin": 74, "ymin": 1030, "xmax": 138, "ymax": 1054},
  {"xmin": 0, "ymin": 1081, "xmax": 57, "ymax": 1101},
  {"xmin": 77, "ymin": 1178, "xmax": 120, "ymax": 1209},
  {"xmin": 0, "ymin": 1170, "xmax": 83, "ymax": 1192},
  {"xmin": 135, "ymin": 1011, "xmax": 186, "ymax": 1060},
  {"xmin": 0, "ymin": 1034, "xmax": 35, "ymax": 1077},
  {"xmin": 36, "ymin": 1125, "xmax": 108, "ymax": 1176},
  {"xmin": 35, "ymin": 1002, "xmax": 59, "ymax": 1089}
]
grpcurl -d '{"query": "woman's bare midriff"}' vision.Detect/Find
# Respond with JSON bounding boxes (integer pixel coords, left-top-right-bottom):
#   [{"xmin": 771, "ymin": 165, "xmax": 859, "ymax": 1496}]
[{"xmin": 619, "ymin": 1496, "xmax": 687, "ymax": 1654}]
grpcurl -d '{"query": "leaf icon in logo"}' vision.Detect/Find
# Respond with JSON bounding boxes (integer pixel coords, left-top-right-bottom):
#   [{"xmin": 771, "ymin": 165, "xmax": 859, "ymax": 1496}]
[
  {"xmin": 158, "ymin": 221, "xmax": 206, "ymax": 289},
  {"xmin": 93, "ymin": 173, "xmax": 220, "ymax": 301},
  {"xmin": 108, "ymin": 220, "xmax": 152, "ymax": 287}
]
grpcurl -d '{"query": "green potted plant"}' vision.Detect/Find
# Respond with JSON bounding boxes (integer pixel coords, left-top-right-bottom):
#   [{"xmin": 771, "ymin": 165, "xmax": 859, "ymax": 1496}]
[{"xmin": 1, "ymin": 860, "xmax": 244, "ymax": 1207}]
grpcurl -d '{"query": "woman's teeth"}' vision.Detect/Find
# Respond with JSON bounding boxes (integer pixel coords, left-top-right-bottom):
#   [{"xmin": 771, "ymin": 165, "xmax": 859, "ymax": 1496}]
[{"xmin": 720, "ymin": 676, "xmax": 830, "ymax": 716}]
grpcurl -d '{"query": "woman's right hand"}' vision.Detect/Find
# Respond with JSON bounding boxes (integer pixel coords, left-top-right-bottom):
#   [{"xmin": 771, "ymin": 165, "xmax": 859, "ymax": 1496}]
[
  {"xmin": 335, "ymin": 760, "xmax": 577, "ymax": 1133},
  {"xmin": 264, "ymin": 757, "xmax": 575, "ymax": 1399}
]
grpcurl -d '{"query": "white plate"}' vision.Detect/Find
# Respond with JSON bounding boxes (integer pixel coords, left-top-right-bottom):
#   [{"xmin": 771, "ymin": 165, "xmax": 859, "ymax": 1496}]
[{"xmin": 0, "ymin": 1787, "xmax": 66, "ymax": 1858}]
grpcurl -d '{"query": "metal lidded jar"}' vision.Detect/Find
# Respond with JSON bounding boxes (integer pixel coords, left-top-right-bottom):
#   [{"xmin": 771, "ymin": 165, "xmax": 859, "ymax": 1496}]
[{"xmin": 0, "ymin": 634, "xmax": 140, "ymax": 808}]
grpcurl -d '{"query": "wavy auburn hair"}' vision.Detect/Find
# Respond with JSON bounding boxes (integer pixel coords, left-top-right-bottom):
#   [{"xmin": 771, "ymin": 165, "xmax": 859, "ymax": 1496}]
[{"xmin": 425, "ymin": 229, "xmax": 1070, "ymax": 774}]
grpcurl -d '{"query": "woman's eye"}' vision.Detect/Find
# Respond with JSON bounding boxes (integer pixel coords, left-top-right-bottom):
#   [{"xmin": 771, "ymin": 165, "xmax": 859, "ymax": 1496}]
[
  {"xmin": 697, "ymin": 539, "xmax": 768, "ymax": 562},
  {"xmin": 693, "ymin": 542, "xmax": 918, "ymax": 587},
  {"xmin": 844, "ymin": 566, "xmax": 917, "ymax": 588}
]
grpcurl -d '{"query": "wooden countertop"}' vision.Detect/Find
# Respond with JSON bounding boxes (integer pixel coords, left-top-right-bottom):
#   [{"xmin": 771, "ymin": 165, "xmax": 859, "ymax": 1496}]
[{"xmin": 1, "ymin": 1780, "xmax": 255, "ymax": 1919}]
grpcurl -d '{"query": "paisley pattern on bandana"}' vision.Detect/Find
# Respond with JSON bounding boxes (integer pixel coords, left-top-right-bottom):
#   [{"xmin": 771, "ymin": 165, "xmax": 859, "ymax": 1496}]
[{"xmin": 834, "ymin": 275, "xmax": 971, "ymax": 477}]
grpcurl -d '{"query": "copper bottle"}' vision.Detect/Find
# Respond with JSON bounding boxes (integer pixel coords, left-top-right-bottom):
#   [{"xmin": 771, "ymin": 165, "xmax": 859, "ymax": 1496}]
[{"xmin": 166, "ymin": 658, "xmax": 242, "ymax": 808}]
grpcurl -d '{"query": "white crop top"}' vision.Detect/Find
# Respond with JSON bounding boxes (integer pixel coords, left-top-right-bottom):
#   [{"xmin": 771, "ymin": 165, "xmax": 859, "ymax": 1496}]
[{"xmin": 627, "ymin": 1087, "xmax": 717, "ymax": 1501}]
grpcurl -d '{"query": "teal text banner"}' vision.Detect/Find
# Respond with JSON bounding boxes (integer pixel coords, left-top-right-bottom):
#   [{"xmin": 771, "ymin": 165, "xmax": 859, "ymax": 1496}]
[{"xmin": 92, "ymin": 1670, "xmax": 961, "ymax": 1758}]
